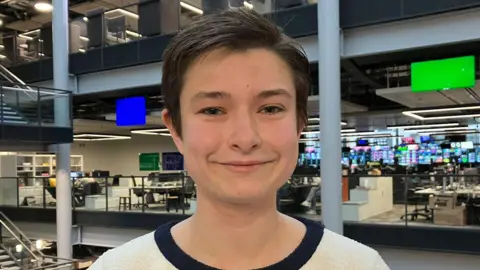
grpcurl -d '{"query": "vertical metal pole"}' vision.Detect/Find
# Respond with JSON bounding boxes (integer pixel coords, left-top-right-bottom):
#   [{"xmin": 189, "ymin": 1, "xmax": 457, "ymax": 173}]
[
  {"xmin": 318, "ymin": 0, "xmax": 343, "ymax": 235},
  {"xmin": 52, "ymin": 0, "xmax": 72, "ymax": 260}
]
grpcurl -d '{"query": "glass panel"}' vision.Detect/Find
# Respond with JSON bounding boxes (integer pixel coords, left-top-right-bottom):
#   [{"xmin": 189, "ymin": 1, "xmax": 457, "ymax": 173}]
[
  {"xmin": 276, "ymin": 173, "xmax": 321, "ymax": 221},
  {"xmin": 0, "ymin": 85, "xmax": 70, "ymax": 127},
  {"xmin": 70, "ymin": 17, "xmax": 90, "ymax": 54},
  {"xmin": 104, "ymin": 5, "xmax": 141, "ymax": 46}
]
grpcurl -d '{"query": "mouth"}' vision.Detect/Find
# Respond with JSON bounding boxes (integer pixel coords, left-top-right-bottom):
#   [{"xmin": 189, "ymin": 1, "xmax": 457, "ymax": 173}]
[{"xmin": 214, "ymin": 160, "xmax": 273, "ymax": 172}]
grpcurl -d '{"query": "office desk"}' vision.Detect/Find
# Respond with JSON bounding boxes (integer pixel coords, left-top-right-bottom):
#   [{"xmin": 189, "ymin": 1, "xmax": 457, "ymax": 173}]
[{"xmin": 416, "ymin": 188, "xmax": 480, "ymax": 195}]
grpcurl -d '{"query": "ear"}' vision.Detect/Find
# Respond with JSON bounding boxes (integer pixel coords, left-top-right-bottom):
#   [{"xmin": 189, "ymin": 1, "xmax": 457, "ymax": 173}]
[
  {"xmin": 162, "ymin": 109, "xmax": 184, "ymax": 154},
  {"xmin": 297, "ymin": 122, "xmax": 305, "ymax": 139}
]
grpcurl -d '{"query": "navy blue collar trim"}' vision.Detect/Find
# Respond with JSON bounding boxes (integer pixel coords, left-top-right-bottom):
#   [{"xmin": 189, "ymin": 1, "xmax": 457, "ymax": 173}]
[{"xmin": 154, "ymin": 216, "xmax": 324, "ymax": 270}]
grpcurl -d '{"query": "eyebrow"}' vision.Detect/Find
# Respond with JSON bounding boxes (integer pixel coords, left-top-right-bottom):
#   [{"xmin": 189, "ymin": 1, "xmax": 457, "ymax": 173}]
[
  {"xmin": 191, "ymin": 91, "xmax": 231, "ymax": 102},
  {"xmin": 257, "ymin": 89, "xmax": 292, "ymax": 99},
  {"xmin": 190, "ymin": 88, "xmax": 292, "ymax": 102}
]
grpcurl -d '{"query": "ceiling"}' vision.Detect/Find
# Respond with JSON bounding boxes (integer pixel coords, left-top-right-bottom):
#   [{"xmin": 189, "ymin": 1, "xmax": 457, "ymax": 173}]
[{"xmin": 376, "ymin": 83, "xmax": 480, "ymax": 109}]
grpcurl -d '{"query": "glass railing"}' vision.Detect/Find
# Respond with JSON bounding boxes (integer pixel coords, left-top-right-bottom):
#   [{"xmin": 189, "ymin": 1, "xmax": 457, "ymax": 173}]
[
  {"xmin": 0, "ymin": 0, "xmax": 316, "ymax": 68},
  {"xmin": 0, "ymin": 83, "xmax": 72, "ymax": 127},
  {"xmin": 11, "ymin": 174, "xmax": 195, "ymax": 215},
  {"xmin": 0, "ymin": 212, "xmax": 75, "ymax": 269},
  {"xmin": 4, "ymin": 173, "xmax": 480, "ymax": 231}
]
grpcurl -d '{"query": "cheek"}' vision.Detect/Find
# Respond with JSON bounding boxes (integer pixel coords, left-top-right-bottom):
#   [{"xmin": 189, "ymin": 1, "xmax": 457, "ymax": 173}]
[
  {"xmin": 182, "ymin": 120, "xmax": 221, "ymax": 157},
  {"xmin": 262, "ymin": 119, "xmax": 299, "ymax": 155}
]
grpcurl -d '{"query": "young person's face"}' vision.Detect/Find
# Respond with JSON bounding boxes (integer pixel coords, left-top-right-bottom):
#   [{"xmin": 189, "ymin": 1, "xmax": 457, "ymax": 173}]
[{"xmin": 165, "ymin": 48, "xmax": 301, "ymax": 204}]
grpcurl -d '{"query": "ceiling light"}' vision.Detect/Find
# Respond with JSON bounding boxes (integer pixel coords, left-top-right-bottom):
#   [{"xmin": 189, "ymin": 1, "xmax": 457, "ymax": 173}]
[
  {"xmin": 307, "ymin": 118, "xmax": 347, "ymax": 125},
  {"xmin": 340, "ymin": 131, "xmax": 391, "ymax": 137},
  {"xmin": 243, "ymin": 1, "xmax": 253, "ymax": 9},
  {"xmin": 403, "ymin": 105, "xmax": 480, "ymax": 121},
  {"xmin": 180, "ymin": 2, "xmax": 203, "ymax": 14},
  {"xmin": 73, "ymin": 134, "xmax": 131, "ymax": 141},
  {"xmin": 421, "ymin": 130, "xmax": 478, "ymax": 136},
  {"xmin": 131, "ymin": 128, "xmax": 170, "ymax": 136},
  {"xmin": 301, "ymin": 129, "xmax": 356, "ymax": 135},
  {"xmin": 387, "ymin": 123, "xmax": 459, "ymax": 129},
  {"xmin": 34, "ymin": 2, "xmax": 53, "ymax": 12},
  {"xmin": 405, "ymin": 126, "xmax": 472, "ymax": 133},
  {"xmin": 104, "ymin": 8, "xmax": 139, "ymax": 19}
]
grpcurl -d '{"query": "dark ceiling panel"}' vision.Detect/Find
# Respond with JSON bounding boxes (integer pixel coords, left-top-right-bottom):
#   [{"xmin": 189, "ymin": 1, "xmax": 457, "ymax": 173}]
[
  {"xmin": 402, "ymin": 0, "xmax": 480, "ymax": 17},
  {"xmin": 340, "ymin": 0, "xmax": 403, "ymax": 28}
]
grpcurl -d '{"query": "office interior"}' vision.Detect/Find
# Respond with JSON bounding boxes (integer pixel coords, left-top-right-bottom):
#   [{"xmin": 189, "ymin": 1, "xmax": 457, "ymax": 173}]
[
  {"xmin": 0, "ymin": 109, "xmax": 478, "ymax": 230},
  {"xmin": 0, "ymin": 0, "xmax": 313, "ymax": 67}
]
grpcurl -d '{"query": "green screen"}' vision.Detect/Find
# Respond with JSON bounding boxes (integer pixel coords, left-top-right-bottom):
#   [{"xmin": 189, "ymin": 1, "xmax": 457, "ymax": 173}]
[
  {"xmin": 139, "ymin": 152, "xmax": 160, "ymax": 171},
  {"xmin": 411, "ymin": 56, "xmax": 476, "ymax": 92}
]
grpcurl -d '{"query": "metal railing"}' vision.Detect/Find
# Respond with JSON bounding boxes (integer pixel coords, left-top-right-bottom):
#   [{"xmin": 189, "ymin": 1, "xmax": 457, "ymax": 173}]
[
  {"xmin": 0, "ymin": 211, "xmax": 75, "ymax": 269},
  {"xmin": 0, "ymin": 82, "xmax": 72, "ymax": 127},
  {"xmin": 1, "ymin": 173, "xmax": 479, "ymax": 230}
]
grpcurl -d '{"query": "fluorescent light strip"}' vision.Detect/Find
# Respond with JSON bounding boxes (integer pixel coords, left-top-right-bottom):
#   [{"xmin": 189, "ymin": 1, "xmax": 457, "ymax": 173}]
[
  {"xmin": 307, "ymin": 118, "xmax": 347, "ymax": 126},
  {"xmin": 387, "ymin": 123, "xmax": 459, "ymax": 129},
  {"xmin": 126, "ymin": 30, "xmax": 142, "ymax": 38},
  {"xmin": 341, "ymin": 131, "xmax": 391, "ymax": 137},
  {"xmin": 420, "ymin": 130, "xmax": 478, "ymax": 136},
  {"xmin": 74, "ymin": 134, "xmax": 131, "ymax": 141},
  {"xmin": 301, "ymin": 129, "xmax": 356, "ymax": 135},
  {"xmin": 403, "ymin": 126, "xmax": 472, "ymax": 133},
  {"xmin": 180, "ymin": 2, "xmax": 203, "ymax": 14},
  {"xmin": 403, "ymin": 105, "xmax": 480, "ymax": 120},
  {"xmin": 131, "ymin": 128, "xmax": 170, "ymax": 136},
  {"xmin": 74, "ymin": 137, "xmax": 130, "ymax": 141},
  {"xmin": 22, "ymin": 29, "xmax": 40, "ymax": 35},
  {"xmin": 243, "ymin": 1, "xmax": 253, "ymax": 9},
  {"xmin": 18, "ymin": 34, "xmax": 33, "ymax": 40},
  {"xmin": 105, "ymin": 8, "xmax": 139, "ymax": 19}
]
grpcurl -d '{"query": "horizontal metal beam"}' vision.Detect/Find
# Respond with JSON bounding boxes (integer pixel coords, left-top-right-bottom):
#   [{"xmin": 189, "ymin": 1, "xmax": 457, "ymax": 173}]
[
  {"xmin": 33, "ymin": 62, "xmax": 163, "ymax": 95},
  {"xmin": 33, "ymin": 8, "xmax": 480, "ymax": 94},
  {"xmin": 301, "ymin": 8, "xmax": 480, "ymax": 60}
]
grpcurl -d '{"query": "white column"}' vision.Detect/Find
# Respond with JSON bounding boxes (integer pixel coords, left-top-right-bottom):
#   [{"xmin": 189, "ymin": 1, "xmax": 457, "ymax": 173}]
[
  {"xmin": 318, "ymin": 0, "xmax": 343, "ymax": 235},
  {"xmin": 52, "ymin": 0, "xmax": 72, "ymax": 259}
]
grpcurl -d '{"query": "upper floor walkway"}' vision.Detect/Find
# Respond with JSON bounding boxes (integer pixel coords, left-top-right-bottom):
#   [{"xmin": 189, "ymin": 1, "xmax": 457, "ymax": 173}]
[{"xmin": 2, "ymin": 0, "xmax": 480, "ymax": 95}]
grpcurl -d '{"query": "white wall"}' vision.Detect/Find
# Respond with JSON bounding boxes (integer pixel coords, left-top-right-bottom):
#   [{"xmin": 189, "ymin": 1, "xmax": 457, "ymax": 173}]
[
  {"xmin": 376, "ymin": 247, "xmax": 480, "ymax": 270},
  {"xmin": 71, "ymin": 135, "xmax": 178, "ymax": 176}
]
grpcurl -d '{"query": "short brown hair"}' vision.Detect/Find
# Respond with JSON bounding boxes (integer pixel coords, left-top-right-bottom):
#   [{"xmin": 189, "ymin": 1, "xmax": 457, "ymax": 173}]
[{"xmin": 162, "ymin": 9, "xmax": 310, "ymax": 136}]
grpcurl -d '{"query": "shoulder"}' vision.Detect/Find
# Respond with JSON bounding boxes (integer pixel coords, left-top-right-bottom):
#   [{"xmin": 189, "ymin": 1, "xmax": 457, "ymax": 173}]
[
  {"xmin": 307, "ymin": 229, "xmax": 390, "ymax": 269},
  {"xmin": 88, "ymin": 231, "xmax": 171, "ymax": 270}
]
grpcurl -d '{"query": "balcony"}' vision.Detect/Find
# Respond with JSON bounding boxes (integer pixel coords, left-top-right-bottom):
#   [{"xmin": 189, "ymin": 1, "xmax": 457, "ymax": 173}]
[
  {"xmin": 0, "ymin": 80, "xmax": 73, "ymax": 147},
  {"xmin": 3, "ymin": 0, "xmax": 319, "ymax": 83},
  {"xmin": 0, "ymin": 173, "xmax": 479, "ymax": 254}
]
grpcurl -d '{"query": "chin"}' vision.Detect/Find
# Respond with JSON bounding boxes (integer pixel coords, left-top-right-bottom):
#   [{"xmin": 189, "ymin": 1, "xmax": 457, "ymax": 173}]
[{"xmin": 216, "ymin": 185, "xmax": 275, "ymax": 205}]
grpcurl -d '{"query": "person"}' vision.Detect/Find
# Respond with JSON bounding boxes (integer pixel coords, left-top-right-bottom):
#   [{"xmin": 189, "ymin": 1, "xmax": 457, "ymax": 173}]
[{"xmin": 89, "ymin": 9, "xmax": 390, "ymax": 270}]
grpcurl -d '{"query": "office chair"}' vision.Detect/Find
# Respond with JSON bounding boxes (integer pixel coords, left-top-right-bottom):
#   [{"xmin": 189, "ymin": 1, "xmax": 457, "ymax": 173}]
[
  {"xmin": 131, "ymin": 176, "xmax": 149, "ymax": 208},
  {"xmin": 400, "ymin": 188, "xmax": 430, "ymax": 221}
]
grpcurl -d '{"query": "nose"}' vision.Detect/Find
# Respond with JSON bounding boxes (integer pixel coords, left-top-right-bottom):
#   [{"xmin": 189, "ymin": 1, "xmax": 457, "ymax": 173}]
[{"xmin": 227, "ymin": 112, "xmax": 262, "ymax": 153}]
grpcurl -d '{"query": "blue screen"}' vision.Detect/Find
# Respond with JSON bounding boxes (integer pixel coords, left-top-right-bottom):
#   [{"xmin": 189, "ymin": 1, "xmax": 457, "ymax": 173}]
[{"xmin": 116, "ymin": 97, "xmax": 146, "ymax": 126}]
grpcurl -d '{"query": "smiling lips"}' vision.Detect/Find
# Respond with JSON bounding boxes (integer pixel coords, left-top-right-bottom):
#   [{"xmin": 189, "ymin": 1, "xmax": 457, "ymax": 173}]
[{"xmin": 216, "ymin": 160, "xmax": 272, "ymax": 172}]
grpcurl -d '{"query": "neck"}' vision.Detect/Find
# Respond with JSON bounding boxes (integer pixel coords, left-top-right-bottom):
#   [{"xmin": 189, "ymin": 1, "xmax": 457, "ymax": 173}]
[
  {"xmin": 175, "ymin": 192, "xmax": 287, "ymax": 265},
  {"xmin": 193, "ymin": 192, "xmax": 280, "ymax": 232}
]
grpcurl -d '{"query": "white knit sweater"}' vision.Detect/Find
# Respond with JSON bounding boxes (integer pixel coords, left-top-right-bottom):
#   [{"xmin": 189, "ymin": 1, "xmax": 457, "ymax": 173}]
[{"xmin": 89, "ymin": 218, "xmax": 390, "ymax": 270}]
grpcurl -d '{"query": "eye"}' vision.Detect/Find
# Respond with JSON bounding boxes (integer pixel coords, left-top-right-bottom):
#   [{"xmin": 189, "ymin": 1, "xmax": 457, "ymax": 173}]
[
  {"xmin": 199, "ymin": 107, "xmax": 225, "ymax": 115},
  {"xmin": 260, "ymin": 106, "xmax": 284, "ymax": 115}
]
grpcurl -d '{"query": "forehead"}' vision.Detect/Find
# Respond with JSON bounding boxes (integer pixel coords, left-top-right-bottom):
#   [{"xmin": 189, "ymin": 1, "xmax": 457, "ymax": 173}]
[{"xmin": 181, "ymin": 48, "xmax": 295, "ymax": 97}]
